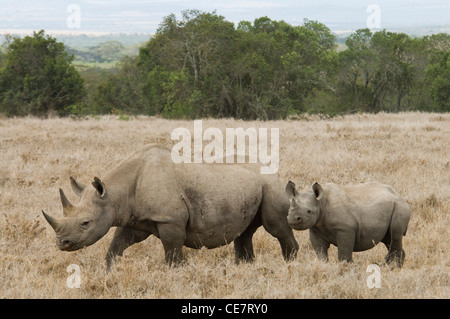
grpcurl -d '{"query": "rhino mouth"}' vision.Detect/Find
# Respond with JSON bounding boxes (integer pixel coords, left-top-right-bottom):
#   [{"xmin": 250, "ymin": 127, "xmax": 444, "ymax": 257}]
[
  {"xmin": 58, "ymin": 239, "xmax": 73, "ymax": 251},
  {"xmin": 288, "ymin": 221, "xmax": 309, "ymax": 230},
  {"xmin": 57, "ymin": 238, "xmax": 84, "ymax": 251}
]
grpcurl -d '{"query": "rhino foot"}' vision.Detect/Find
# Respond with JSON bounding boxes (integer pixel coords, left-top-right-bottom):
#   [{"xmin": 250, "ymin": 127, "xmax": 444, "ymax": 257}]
[{"xmin": 385, "ymin": 249, "xmax": 405, "ymax": 267}]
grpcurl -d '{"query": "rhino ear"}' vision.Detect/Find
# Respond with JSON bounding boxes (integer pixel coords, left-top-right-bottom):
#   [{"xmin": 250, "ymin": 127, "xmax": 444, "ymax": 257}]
[
  {"xmin": 312, "ymin": 182, "xmax": 323, "ymax": 200},
  {"xmin": 285, "ymin": 181, "xmax": 299, "ymax": 200},
  {"xmin": 70, "ymin": 177, "xmax": 86, "ymax": 197},
  {"xmin": 92, "ymin": 177, "xmax": 106, "ymax": 198}
]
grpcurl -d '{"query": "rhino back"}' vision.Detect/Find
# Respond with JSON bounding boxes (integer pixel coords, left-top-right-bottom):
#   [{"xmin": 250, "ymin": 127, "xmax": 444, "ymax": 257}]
[{"xmin": 321, "ymin": 183, "xmax": 403, "ymax": 251}]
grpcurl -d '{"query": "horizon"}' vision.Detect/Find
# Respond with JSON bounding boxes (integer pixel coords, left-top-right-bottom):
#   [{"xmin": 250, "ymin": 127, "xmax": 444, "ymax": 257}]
[{"xmin": 0, "ymin": 0, "xmax": 449, "ymax": 37}]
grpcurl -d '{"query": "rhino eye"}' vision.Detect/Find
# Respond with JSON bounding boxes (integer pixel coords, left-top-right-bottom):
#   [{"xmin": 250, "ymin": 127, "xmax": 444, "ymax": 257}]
[
  {"xmin": 80, "ymin": 220, "xmax": 91, "ymax": 228},
  {"xmin": 307, "ymin": 210, "xmax": 312, "ymax": 214}
]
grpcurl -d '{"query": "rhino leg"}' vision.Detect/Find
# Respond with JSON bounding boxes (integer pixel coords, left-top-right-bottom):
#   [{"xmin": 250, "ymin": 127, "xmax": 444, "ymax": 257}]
[
  {"xmin": 157, "ymin": 222, "xmax": 186, "ymax": 266},
  {"xmin": 382, "ymin": 201, "xmax": 410, "ymax": 267},
  {"xmin": 234, "ymin": 213, "xmax": 261, "ymax": 263},
  {"xmin": 106, "ymin": 227, "xmax": 151, "ymax": 270},
  {"xmin": 384, "ymin": 247, "xmax": 405, "ymax": 267},
  {"xmin": 258, "ymin": 181, "xmax": 299, "ymax": 261},
  {"xmin": 309, "ymin": 228, "xmax": 330, "ymax": 261},
  {"xmin": 261, "ymin": 214, "xmax": 299, "ymax": 261},
  {"xmin": 382, "ymin": 227, "xmax": 406, "ymax": 267},
  {"xmin": 336, "ymin": 230, "xmax": 355, "ymax": 263},
  {"xmin": 383, "ymin": 230, "xmax": 406, "ymax": 267},
  {"xmin": 261, "ymin": 212, "xmax": 298, "ymax": 261}
]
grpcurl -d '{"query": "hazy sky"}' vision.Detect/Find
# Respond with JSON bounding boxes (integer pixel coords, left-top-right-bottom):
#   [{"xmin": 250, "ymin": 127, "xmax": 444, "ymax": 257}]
[{"xmin": 0, "ymin": 0, "xmax": 449, "ymax": 34}]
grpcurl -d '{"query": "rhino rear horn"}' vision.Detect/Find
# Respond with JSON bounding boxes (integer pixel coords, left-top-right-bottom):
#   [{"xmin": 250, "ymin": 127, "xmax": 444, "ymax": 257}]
[
  {"xmin": 70, "ymin": 177, "xmax": 86, "ymax": 197},
  {"xmin": 59, "ymin": 188, "xmax": 73, "ymax": 215},
  {"xmin": 42, "ymin": 210, "xmax": 60, "ymax": 231}
]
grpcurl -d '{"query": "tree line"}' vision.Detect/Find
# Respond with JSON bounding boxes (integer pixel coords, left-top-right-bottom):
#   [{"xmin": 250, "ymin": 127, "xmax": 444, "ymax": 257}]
[{"xmin": 0, "ymin": 10, "xmax": 448, "ymax": 119}]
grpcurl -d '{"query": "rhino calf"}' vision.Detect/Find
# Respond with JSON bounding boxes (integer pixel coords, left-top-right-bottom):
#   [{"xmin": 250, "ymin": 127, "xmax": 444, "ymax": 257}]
[
  {"xmin": 42, "ymin": 144, "xmax": 298, "ymax": 269},
  {"xmin": 285, "ymin": 181, "xmax": 411, "ymax": 267}
]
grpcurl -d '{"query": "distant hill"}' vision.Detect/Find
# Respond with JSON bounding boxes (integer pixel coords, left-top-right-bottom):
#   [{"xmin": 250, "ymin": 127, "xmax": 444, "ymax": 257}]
[
  {"xmin": 59, "ymin": 33, "xmax": 151, "ymax": 68},
  {"xmin": 56, "ymin": 33, "xmax": 151, "ymax": 48},
  {"xmin": 66, "ymin": 40, "xmax": 143, "ymax": 66},
  {"xmin": 0, "ymin": 32, "xmax": 151, "ymax": 48}
]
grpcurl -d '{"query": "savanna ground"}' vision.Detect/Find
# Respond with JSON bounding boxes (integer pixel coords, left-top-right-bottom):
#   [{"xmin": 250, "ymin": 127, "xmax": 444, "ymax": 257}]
[{"xmin": 0, "ymin": 112, "xmax": 448, "ymax": 299}]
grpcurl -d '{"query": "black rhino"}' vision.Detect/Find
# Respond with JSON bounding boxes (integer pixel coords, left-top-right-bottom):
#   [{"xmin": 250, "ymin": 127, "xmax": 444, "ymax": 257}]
[
  {"xmin": 285, "ymin": 181, "xmax": 411, "ymax": 267},
  {"xmin": 42, "ymin": 144, "xmax": 299, "ymax": 269}
]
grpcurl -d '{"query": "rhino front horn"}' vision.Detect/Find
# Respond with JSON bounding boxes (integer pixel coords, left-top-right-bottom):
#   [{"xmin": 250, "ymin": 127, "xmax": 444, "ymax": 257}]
[{"xmin": 42, "ymin": 210, "xmax": 60, "ymax": 231}]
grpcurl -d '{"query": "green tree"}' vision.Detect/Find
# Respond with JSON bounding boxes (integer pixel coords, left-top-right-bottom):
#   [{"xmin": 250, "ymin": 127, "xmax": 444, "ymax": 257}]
[
  {"xmin": 426, "ymin": 51, "xmax": 450, "ymax": 111},
  {"xmin": 139, "ymin": 10, "xmax": 236, "ymax": 118},
  {"xmin": 423, "ymin": 33, "xmax": 450, "ymax": 111},
  {"xmin": 136, "ymin": 11, "xmax": 337, "ymax": 119},
  {"xmin": 337, "ymin": 29, "xmax": 426, "ymax": 113},
  {"xmin": 0, "ymin": 30, "xmax": 85, "ymax": 116},
  {"xmin": 90, "ymin": 12, "xmax": 450, "ymax": 118},
  {"xmin": 232, "ymin": 18, "xmax": 337, "ymax": 118},
  {"xmin": 94, "ymin": 56, "xmax": 146, "ymax": 115},
  {"xmin": 370, "ymin": 31, "xmax": 418, "ymax": 111},
  {"xmin": 337, "ymin": 29, "xmax": 376, "ymax": 112}
]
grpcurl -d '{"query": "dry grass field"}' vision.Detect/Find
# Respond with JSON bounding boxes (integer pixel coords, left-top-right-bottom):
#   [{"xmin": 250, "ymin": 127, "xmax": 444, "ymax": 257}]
[{"xmin": 0, "ymin": 112, "xmax": 449, "ymax": 299}]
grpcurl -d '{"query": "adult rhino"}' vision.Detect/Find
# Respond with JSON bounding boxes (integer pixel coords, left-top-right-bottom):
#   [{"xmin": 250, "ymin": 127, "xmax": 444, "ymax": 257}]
[
  {"xmin": 42, "ymin": 144, "xmax": 298, "ymax": 269},
  {"xmin": 285, "ymin": 181, "xmax": 411, "ymax": 267}
]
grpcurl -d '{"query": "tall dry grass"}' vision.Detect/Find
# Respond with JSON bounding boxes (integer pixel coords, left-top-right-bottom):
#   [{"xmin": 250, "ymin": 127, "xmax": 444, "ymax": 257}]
[{"xmin": 0, "ymin": 113, "xmax": 448, "ymax": 298}]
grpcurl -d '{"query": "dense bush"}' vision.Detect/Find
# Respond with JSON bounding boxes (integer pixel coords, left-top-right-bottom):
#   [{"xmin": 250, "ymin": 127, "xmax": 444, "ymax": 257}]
[
  {"xmin": 0, "ymin": 12, "xmax": 449, "ymax": 118},
  {"xmin": 102, "ymin": 11, "xmax": 450, "ymax": 118},
  {"xmin": 0, "ymin": 30, "xmax": 85, "ymax": 116}
]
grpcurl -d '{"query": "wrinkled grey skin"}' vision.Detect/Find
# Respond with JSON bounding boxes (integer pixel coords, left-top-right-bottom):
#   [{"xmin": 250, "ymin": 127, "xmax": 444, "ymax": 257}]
[
  {"xmin": 285, "ymin": 181, "xmax": 411, "ymax": 267},
  {"xmin": 43, "ymin": 144, "xmax": 298, "ymax": 269}
]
